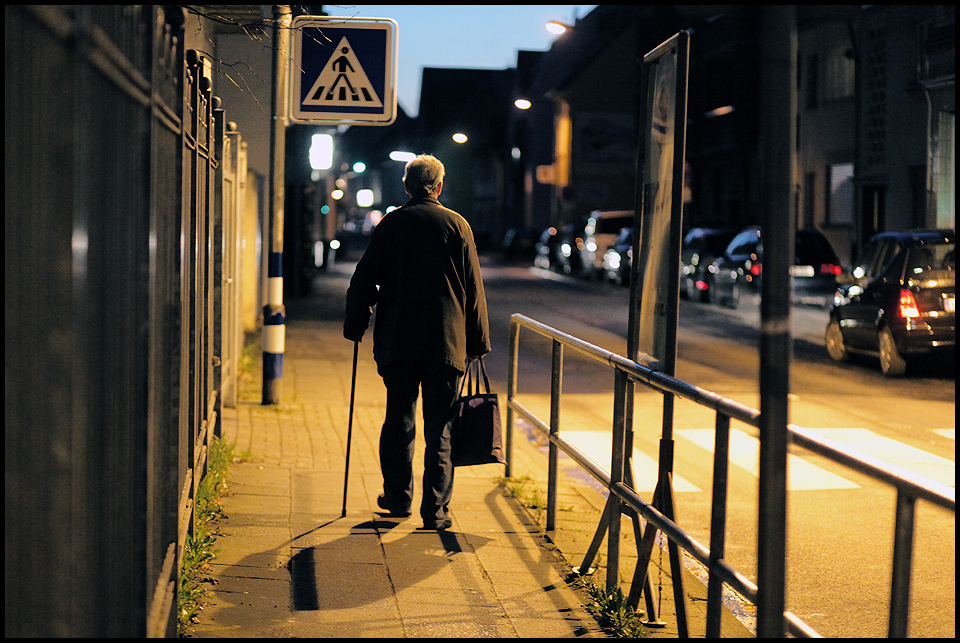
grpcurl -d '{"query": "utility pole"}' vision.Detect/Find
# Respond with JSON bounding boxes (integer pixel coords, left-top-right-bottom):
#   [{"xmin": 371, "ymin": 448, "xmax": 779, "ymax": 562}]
[
  {"xmin": 263, "ymin": 5, "xmax": 291, "ymax": 405},
  {"xmin": 757, "ymin": 5, "xmax": 796, "ymax": 637}
]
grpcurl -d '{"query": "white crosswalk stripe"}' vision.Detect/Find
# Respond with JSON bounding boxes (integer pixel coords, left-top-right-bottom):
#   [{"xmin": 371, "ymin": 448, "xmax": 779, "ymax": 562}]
[
  {"xmin": 801, "ymin": 428, "xmax": 955, "ymax": 489},
  {"xmin": 678, "ymin": 428, "xmax": 860, "ymax": 490},
  {"xmin": 933, "ymin": 428, "xmax": 955, "ymax": 441},
  {"xmin": 557, "ymin": 427, "xmax": 954, "ymax": 492},
  {"xmin": 560, "ymin": 430, "xmax": 702, "ymax": 493}
]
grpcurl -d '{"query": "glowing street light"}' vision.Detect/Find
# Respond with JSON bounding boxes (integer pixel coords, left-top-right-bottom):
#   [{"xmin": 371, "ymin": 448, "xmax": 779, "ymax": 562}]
[
  {"xmin": 514, "ymin": 98, "xmax": 532, "ymax": 110},
  {"xmin": 546, "ymin": 20, "xmax": 572, "ymax": 35},
  {"xmin": 356, "ymin": 189, "xmax": 374, "ymax": 207},
  {"xmin": 309, "ymin": 133, "xmax": 333, "ymax": 170},
  {"xmin": 452, "ymin": 132, "xmax": 468, "ymax": 144},
  {"xmin": 389, "ymin": 151, "xmax": 416, "ymax": 162}
]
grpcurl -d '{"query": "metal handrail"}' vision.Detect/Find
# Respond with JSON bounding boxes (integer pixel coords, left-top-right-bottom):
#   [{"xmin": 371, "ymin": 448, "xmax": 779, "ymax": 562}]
[{"xmin": 506, "ymin": 313, "xmax": 955, "ymax": 638}]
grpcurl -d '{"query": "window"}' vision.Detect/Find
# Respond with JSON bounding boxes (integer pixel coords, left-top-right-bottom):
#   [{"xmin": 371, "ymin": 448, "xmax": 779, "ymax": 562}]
[
  {"xmin": 828, "ymin": 162, "xmax": 854, "ymax": 225},
  {"xmin": 803, "ymin": 172, "xmax": 816, "ymax": 228},
  {"xmin": 934, "ymin": 113, "xmax": 955, "ymax": 229},
  {"xmin": 823, "ymin": 49, "xmax": 855, "ymax": 101}
]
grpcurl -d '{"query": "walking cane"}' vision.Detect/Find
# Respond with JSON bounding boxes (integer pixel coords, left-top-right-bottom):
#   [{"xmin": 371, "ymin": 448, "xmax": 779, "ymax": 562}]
[{"xmin": 342, "ymin": 340, "xmax": 359, "ymax": 517}]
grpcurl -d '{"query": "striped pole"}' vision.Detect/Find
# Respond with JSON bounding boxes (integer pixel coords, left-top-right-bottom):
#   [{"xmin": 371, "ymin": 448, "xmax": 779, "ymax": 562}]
[
  {"xmin": 262, "ymin": 251, "xmax": 285, "ymax": 405},
  {"xmin": 263, "ymin": 5, "xmax": 290, "ymax": 405}
]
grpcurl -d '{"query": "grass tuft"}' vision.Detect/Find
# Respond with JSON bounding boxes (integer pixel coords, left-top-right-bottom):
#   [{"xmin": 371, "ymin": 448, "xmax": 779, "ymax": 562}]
[{"xmin": 177, "ymin": 436, "xmax": 234, "ymax": 635}]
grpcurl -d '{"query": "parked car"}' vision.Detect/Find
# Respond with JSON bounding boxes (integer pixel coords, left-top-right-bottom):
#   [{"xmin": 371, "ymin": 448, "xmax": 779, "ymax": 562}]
[
  {"xmin": 680, "ymin": 227, "xmax": 739, "ymax": 301},
  {"xmin": 547, "ymin": 222, "xmax": 582, "ymax": 275},
  {"xmin": 825, "ymin": 229, "xmax": 955, "ymax": 376},
  {"xmin": 534, "ymin": 223, "xmax": 587, "ymax": 275},
  {"xmin": 534, "ymin": 226, "xmax": 560, "ymax": 270},
  {"xmin": 501, "ymin": 227, "xmax": 539, "ymax": 262},
  {"xmin": 706, "ymin": 226, "xmax": 842, "ymax": 308},
  {"xmin": 600, "ymin": 227, "xmax": 634, "ymax": 285},
  {"xmin": 580, "ymin": 210, "xmax": 634, "ymax": 279}
]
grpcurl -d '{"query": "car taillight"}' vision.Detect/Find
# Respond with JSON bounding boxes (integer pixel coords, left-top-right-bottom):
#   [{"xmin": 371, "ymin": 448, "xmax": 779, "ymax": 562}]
[
  {"xmin": 899, "ymin": 289, "xmax": 920, "ymax": 319},
  {"xmin": 821, "ymin": 263, "xmax": 842, "ymax": 276}
]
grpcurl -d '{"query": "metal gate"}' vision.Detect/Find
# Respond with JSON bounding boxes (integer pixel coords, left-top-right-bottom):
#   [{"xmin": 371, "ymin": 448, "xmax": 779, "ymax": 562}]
[{"xmin": 6, "ymin": 6, "xmax": 247, "ymax": 636}]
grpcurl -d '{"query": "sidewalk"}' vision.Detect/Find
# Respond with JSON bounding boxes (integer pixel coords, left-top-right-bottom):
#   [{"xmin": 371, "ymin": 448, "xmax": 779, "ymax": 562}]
[{"xmin": 189, "ymin": 260, "xmax": 754, "ymax": 638}]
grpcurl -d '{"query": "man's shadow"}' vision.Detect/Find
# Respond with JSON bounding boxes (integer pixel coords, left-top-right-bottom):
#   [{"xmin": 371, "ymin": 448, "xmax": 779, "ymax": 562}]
[{"xmin": 289, "ymin": 518, "xmax": 491, "ymax": 611}]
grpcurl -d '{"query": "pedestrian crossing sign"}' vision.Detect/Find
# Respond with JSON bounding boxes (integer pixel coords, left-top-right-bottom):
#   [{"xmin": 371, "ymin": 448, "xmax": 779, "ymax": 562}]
[{"xmin": 290, "ymin": 16, "xmax": 398, "ymax": 125}]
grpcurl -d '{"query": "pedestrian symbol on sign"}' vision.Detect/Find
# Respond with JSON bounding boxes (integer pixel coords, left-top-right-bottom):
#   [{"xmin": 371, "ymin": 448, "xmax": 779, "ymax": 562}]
[
  {"xmin": 302, "ymin": 37, "xmax": 383, "ymax": 108},
  {"xmin": 290, "ymin": 15, "xmax": 397, "ymax": 125}
]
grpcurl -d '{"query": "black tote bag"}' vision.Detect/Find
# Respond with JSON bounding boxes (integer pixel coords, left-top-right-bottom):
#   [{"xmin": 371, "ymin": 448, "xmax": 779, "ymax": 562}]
[{"xmin": 449, "ymin": 357, "xmax": 506, "ymax": 467}]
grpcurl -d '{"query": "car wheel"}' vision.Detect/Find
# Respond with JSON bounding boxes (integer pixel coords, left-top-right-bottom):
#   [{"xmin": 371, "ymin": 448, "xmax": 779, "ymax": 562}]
[
  {"xmin": 825, "ymin": 320, "xmax": 849, "ymax": 362},
  {"xmin": 704, "ymin": 276, "xmax": 717, "ymax": 304},
  {"xmin": 878, "ymin": 327, "xmax": 907, "ymax": 377},
  {"xmin": 697, "ymin": 280, "xmax": 710, "ymax": 303},
  {"xmin": 726, "ymin": 280, "xmax": 742, "ymax": 309}
]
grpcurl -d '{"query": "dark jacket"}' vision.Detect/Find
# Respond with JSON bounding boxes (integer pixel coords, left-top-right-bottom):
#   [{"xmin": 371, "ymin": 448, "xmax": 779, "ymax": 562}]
[{"xmin": 343, "ymin": 195, "xmax": 491, "ymax": 374}]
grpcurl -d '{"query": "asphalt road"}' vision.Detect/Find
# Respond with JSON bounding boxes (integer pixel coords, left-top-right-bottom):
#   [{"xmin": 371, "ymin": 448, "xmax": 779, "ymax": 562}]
[{"xmin": 478, "ymin": 258, "xmax": 955, "ymax": 638}]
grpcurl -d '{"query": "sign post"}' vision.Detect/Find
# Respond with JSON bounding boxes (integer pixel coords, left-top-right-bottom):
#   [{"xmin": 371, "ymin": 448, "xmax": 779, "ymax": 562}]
[{"xmin": 289, "ymin": 16, "xmax": 398, "ymax": 126}]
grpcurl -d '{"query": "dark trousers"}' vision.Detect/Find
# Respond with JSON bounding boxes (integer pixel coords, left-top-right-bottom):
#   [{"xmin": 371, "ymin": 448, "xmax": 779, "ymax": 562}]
[{"xmin": 379, "ymin": 361, "xmax": 461, "ymax": 523}]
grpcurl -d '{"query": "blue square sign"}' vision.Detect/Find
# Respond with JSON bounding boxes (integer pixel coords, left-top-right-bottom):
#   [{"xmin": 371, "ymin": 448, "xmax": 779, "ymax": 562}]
[{"xmin": 290, "ymin": 16, "xmax": 398, "ymax": 125}]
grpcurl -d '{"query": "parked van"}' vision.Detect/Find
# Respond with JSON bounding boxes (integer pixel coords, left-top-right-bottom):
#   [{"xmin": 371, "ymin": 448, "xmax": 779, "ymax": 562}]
[{"xmin": 581, "ymin": 210, "xmax": 634, "ymax": 278}]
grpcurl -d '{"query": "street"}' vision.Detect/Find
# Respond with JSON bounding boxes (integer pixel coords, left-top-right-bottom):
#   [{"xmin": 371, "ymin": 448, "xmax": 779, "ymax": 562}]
[{"xmin": 477, "ymin": 257, "xmax": 955, "ymax": 638}]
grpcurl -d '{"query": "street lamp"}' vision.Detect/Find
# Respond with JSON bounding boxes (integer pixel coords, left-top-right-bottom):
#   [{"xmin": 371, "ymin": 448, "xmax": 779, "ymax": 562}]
[
  {"xmin": 389, "ymin": 150, "xmax": 415, "ymax": 162},
  {"xmin": 452, "ymin": 132, "xmax": 468, "ymax": 144},
  {"xmin": 356, "ymin": 189, "xmax": 374, "ymax": 208},
  {"xmin": 514, "ymin": 98, "xmax": 532, "ymax": 110},
  {"xmin": 309, "ymin": 133, "xmax": 333, "ymax": 170},
  {"xmin": 546, "ymin": 20, "xmax": 571, "ymax": 35}
]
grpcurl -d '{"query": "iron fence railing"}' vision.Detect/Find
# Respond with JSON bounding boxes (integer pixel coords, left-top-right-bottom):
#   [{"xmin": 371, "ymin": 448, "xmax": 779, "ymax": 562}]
[
  {"xmin": 506, "ymin": 313, "xmax": 955, "ymax": 638},
  {"xmin": 7, "ymin": 6, "xmax": 246, "ymax": 636}
]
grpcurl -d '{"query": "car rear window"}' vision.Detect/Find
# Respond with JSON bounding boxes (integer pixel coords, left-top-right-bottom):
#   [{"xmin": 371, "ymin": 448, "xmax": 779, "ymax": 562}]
[
  {"xmin": 594, "ymin": 216, "xmax": 633, "ymax": 234},
  {"xmin": 906, "ymin": 242, "xmax": 955, "ymax": 275},
  {"xmin": 705, "ymin": 232, "xmax": 737, "ymax": 255},
  {"xmin": 796, "ymin": 232, "xmax": 838, "ymax": 263}
]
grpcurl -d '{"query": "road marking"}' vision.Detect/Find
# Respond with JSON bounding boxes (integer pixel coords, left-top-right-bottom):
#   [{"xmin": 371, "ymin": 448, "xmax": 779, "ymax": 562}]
[
  {"xmin": 555, "ymin": 427, "xmax": 954, "ymax": 494},
  {"xmin": 934, "ymin": 428, "xmax": 955, "ymax": 441},
  {"xmin": 805, "ymin": 428, "xmax": 955, "ymax": 488},
  {"xmin": 677, "ymin": 428, "xmax": 861, "ymax": 490},
  {"xmin": 560, "ymin": 430, "xmax": 702, "ymax": 493}
]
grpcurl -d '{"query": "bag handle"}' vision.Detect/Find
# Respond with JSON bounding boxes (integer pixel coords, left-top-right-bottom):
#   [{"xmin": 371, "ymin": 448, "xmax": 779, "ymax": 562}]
[
  {"xmin": 476, "ymin": 357, "xmax": 492, "ymax": 394},
  {"xmin": 458, "ymin": 357, "xmax": 491, "ymax": 397}
]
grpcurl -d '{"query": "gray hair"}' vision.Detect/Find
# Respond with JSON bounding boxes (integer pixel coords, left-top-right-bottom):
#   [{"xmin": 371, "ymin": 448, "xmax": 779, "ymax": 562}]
[{"xmin": 402, "ymin": 154, "xmax": 445, "ymax": 197}]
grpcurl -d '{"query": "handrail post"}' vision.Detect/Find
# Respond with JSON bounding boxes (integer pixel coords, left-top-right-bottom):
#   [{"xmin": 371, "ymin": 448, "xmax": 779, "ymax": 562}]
[
  {"xmin": 547, "ymin": 340, "xmax": 562, "ymax": 532},
  {"xmin": 706, "ymin": 413, "xmax": 732, "ymax": 637},
  {"xmin": 607, "ymin": 368, "xmax": 628, "ymax": 592},
  {"xmin": 506, "ymin": 317, "xmax": 519, "ymax": 478},
  {"xmin": 888, "ymin": 490, "xmax": 916, "ymax": 638}
]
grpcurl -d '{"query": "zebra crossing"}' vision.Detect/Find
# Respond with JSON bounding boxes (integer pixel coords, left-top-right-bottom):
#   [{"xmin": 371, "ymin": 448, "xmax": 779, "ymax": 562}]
[{"xmin": 558, "ymin": 427, "xmax": 955, "ymax": 493}]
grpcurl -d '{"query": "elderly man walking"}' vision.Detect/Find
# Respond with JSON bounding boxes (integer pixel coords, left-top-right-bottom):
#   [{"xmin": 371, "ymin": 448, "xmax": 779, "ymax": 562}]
[{"xmin": 343, "ymin": 154, "xmax": 490, "ymax": 530}]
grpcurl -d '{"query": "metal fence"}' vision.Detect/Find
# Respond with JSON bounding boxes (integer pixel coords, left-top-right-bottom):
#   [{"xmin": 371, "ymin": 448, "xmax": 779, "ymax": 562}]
[
  {"xmin": 506, "ymin": 313, "xmax": 955, "ymax": 638},
  {"xmin": 6, "ymin": 6, "xmax": 245, "ymax": 636}
]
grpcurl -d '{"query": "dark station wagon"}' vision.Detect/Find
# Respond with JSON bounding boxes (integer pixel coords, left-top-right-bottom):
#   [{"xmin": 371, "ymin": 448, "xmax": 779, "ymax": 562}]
[{"xmin": 825, "ymin": 229, "xmax": 955, "ymax": 376}]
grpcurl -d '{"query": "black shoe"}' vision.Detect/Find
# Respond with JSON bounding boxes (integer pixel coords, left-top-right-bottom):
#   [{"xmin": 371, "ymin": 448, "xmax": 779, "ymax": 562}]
[
  {"xmin": 376, "ymin": 495, "xmax": 411, "ymax": 517},
  {"xmin": 419, "ymin": 517, "xmax": 452, "ymax": 530}
]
